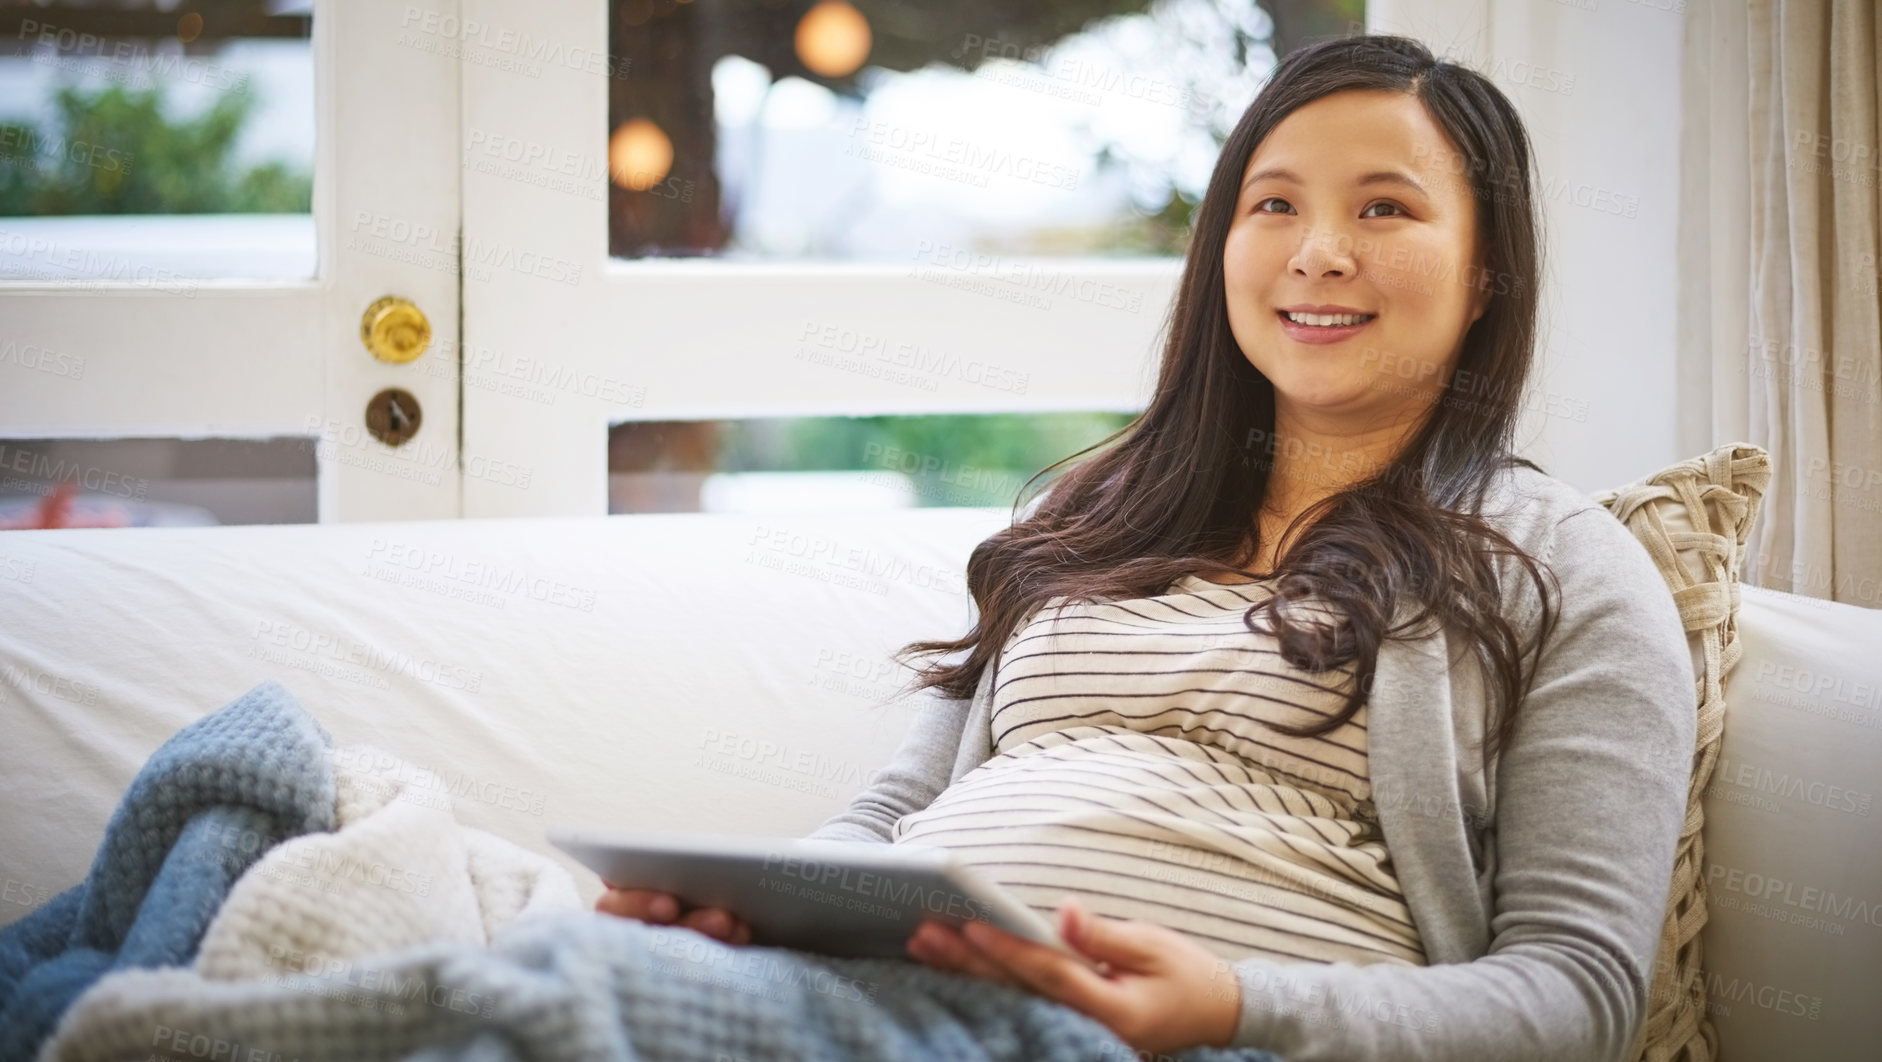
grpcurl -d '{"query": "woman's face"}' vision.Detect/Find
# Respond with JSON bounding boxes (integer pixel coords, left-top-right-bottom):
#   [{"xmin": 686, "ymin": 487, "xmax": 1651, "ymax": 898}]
[{"xmin": 1223, "ymin": 88, "xmax": 1492, "ymax": 431}]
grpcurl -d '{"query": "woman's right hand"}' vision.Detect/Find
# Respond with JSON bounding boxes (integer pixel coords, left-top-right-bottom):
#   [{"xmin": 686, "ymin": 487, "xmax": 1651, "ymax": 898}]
[{"xmin": 595, "ymin": 886, "xmax": 753, "ymax": 946}]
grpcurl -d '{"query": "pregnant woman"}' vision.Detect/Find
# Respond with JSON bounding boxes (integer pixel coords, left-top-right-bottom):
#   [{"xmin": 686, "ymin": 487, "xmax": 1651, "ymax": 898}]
[{"xmin": 602, "ymin": 32, "xmax": 1693, "ymax": 1062}]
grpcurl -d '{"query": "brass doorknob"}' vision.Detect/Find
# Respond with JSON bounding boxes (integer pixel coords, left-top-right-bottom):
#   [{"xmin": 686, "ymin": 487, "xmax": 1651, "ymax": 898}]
[{"xmin": 360, "ymin": 296, "xmax": 431, "ymax": 364}]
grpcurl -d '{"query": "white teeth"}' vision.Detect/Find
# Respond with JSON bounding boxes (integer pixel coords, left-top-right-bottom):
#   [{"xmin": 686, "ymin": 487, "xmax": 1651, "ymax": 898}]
[{"xmin": 1282, "ymin": 311, "xmax": 1372, "ymax": 327}]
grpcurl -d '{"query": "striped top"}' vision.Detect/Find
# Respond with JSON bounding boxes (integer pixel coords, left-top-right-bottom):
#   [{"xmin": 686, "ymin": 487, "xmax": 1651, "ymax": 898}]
[{"xmin": 891, "ymin": 573, "xmax": 1426, "ymax": 968}]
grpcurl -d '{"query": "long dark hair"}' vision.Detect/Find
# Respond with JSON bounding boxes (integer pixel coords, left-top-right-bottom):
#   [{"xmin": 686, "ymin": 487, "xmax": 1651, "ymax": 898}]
[{"xmin": 890, "ymin": 34, "xmax": 1561, "ymax": 765}]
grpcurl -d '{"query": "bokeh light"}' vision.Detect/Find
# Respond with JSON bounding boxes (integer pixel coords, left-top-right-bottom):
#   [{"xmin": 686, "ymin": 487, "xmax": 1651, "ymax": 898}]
[
  {"xmin": 794, "ymin": 1, "xmax": 871, "ymax": 79},
  {"xmin": 608, "ymin": 118, "xmax": 674, "ymax": 191}
]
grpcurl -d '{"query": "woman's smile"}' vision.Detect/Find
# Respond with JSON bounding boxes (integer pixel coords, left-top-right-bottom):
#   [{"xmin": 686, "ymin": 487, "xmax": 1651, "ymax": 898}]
[{"xmin": 1275, "ymin": 307, "xmax": 1379, "ymax": 345}]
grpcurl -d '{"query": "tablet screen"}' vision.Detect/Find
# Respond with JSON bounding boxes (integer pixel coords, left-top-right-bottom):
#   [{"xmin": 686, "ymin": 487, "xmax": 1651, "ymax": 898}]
[{"xmin": 550, "ymin": 826, "xmax": 1093, "ymax": 966}]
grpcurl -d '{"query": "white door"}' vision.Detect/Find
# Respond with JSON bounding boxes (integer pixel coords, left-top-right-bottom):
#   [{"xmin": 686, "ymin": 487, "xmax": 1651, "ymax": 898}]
[
  {"xmin": 457, "ymin": 0, "xmax": 1185, "ymax": 518},
  {"xmin": 0, "ymin": 0, "xmax": 463, "ymax": 523}
]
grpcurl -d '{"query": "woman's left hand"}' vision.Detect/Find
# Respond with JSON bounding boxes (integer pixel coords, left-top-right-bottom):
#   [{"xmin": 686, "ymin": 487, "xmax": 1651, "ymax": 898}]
[{"xmin": 905, "ymin": 897, "xmax": 1243, "ymax": 1056}]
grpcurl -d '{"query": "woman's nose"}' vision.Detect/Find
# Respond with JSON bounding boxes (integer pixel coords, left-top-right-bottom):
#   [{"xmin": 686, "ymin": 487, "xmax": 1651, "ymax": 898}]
[{"xmin": 1289, "ymin": 227, "xmax": 1357, "ymax": 276}]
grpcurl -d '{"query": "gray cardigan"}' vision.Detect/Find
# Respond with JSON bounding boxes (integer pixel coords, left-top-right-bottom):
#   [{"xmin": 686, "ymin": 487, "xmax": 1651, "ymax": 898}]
[{"xmin": 806, "ymin": 464, "xmax": 1697, "ymax": 1062}]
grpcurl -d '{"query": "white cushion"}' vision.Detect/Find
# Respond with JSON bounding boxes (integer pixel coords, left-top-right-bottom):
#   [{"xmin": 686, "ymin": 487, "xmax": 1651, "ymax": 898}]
[{"xmin": 1701, "ymin": 582, "xmax": 1882, "ymax": 1056}]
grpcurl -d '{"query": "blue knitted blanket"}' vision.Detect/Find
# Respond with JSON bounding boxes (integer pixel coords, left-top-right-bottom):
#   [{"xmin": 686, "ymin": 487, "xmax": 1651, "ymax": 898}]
[
  {"xmin": 0, "ymin": 680, "xmax": 336, "ymax": 1062},
  {"xmin": 43, "ymin": 911, "xmax": 1288, "ymax": 1062},
  {"xmin": 12, "ymin": 681, "xmax": 1288, "ymax": 1062}
]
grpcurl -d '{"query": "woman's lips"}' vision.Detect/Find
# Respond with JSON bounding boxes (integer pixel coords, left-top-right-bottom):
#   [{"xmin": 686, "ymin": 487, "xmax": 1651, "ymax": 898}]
[{"xmin": 1276, "ymin": 310, "xmax": 1375, "ymax": 345}]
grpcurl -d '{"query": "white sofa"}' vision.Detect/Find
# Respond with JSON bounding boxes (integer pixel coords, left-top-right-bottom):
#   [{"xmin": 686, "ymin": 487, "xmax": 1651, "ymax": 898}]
[{"xmin": 0, "ymin": 508, "xmax": 1876, "ymax": 1061}]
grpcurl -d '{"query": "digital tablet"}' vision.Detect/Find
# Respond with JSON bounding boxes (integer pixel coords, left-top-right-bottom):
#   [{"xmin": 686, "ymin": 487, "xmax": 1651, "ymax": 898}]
[{"xmin": 548, "ymin": 825, "xmax": 1100, "ymax": 968}]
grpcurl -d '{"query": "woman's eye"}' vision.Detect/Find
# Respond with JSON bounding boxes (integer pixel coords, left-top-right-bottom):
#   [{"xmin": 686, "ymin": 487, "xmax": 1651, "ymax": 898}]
[
  {"xmin": 1253, "ymin": 197, "xmax": 1293, "ymax": 215},
  {"xmin": 1363, "ymin": 201, "xmax": 1406, "ymax": 218}
]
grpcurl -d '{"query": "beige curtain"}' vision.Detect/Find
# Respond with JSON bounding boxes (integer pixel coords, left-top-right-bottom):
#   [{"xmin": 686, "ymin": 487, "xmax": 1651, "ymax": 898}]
[
  {"xmin": 1689, "ymin": 0, "xmax": 1882, "ymax": 609},
  {"xmin": 1740, "ymin": 0, "xmax": 1882, "ymax": 608}
]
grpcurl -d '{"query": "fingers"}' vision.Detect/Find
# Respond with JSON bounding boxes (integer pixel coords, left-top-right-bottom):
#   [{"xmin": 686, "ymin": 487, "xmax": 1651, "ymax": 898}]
[
  {"xmin": 678, "ymin": 907, "xmax": 752, "ymax": 945},
  {"xmin": 593, "ymin": 889, "xmax": 752, "ymax": 945},
  {"xmin": 907, "ymin": 922, "xmax": 1019, "ymax": 987},
  {"xmin": 595, "ymin": 888, "xmax": 680, "ymax": 922},
  {"xmin": 1057, "ymin": 899, "xmax": 1158, "ymax": 969},
  {"xmin": 958, "ymin": 918, "xmax": 1113, "ymax": 1011}
]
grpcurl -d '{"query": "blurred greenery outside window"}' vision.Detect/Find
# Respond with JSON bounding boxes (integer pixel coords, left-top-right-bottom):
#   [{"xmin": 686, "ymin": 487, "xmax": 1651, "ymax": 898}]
[
  {"xmin": 0, "ymin": 0, "xmax": 314, "ymax": 218},
  {"xmin": 0, "ymin": 83, "xmax": 311, "ymax": 215},
  {"xmin": 607, "ymin": 413, "xmax": 1139, "ymax": 513}
]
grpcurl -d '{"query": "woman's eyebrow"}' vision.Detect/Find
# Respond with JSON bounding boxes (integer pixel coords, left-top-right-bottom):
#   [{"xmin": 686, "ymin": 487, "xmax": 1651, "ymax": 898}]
[{"xmin": 1240, "ymin": 166, "xmax": 1430, "ymax": 198}]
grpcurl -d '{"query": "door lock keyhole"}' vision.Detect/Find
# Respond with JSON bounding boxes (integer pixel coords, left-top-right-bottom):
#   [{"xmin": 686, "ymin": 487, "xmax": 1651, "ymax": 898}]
[{"xmin": 365, "ymin": 388, "xmax": 423, "ymax": 447}]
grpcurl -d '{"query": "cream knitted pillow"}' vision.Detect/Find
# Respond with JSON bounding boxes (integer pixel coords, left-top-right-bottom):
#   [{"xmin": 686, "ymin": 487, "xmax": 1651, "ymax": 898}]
[{"xmin": 1590, "ymin": 442, "xmax": 1772, "ymax": 1062}]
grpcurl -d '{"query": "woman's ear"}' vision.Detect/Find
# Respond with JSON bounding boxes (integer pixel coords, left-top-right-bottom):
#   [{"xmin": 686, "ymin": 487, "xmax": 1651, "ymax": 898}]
[
  {"xmin": 1467, "ymin": 247, "xmax": 1494, "ymax": 325},
  {"xmin": 1464, "ymin": 228, "xmax": 1494, "ymax": 325},
  {"xmin": 1470, "ymin": 283, "xmax": 1491, "ymax": 325}
]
